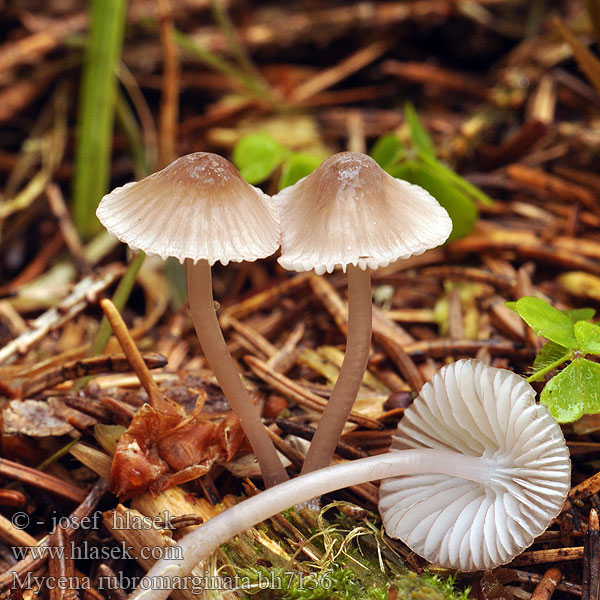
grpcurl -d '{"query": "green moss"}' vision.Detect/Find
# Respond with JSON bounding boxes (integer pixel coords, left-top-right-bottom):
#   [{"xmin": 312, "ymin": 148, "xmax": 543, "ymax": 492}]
[{"xmin": 212, "ymin": 502, "xmax": 468, "ymax": 600}]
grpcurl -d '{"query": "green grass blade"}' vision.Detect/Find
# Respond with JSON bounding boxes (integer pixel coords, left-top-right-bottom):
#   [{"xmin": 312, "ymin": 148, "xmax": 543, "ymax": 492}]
[{"xmin": 72, "ymin": 0, "xmax": 128, "ymax": 239}]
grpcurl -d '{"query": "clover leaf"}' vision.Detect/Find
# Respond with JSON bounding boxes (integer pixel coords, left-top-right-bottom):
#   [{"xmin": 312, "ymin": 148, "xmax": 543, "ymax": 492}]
[
  {"xmin": 509, "ymin": 297, "xmax": 578, "ymax": 348},
  {"xmin": 233, "ymin": 132, "xmax": 289, "ymax": 184},
  {"xmin": 540, "ymin": 358, "xmax": 600, "ymax": 422}
]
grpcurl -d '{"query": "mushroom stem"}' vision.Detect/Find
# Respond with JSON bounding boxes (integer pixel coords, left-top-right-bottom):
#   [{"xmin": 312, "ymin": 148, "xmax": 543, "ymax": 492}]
[
  {"xmin": 301, "ymin": 264, "xmax": 372, "ymax": 474},
  {"xmin": 186, "ymin": 259, "xmax": 288, "ymax": 488},
  {"xmin": 131, "ymin": 449, "xmax": 496, "ymax": 600}
]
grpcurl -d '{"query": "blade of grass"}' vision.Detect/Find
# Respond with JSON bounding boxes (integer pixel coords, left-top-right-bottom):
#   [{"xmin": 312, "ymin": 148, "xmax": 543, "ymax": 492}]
[
  {"xmin": 115, "ymin": 90, "xmax": 151, "ymax": 179},
  {"xmin": 72, "ymin": 251, "xmax": 146, "ymax": 392},
  {"xmin": 72, "ymin": 0, "xmax": 128, "ymax": 239}
]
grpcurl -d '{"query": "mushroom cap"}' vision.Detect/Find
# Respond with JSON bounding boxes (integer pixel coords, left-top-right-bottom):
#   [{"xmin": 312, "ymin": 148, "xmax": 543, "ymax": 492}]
[
  {"xmin": 272, "ymin": 152, "xmax": 452, "ymax": 275},
  {"xmin": 378, "ymin": 359, "xmax": 570, "ymax": 572},
  {"xmin": 96, "ymin": 152, "xmax": 280, "ymax": 265}
]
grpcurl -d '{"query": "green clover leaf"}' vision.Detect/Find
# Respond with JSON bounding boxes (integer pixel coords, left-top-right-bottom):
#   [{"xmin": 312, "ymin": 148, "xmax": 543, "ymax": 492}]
[
  {"xmin": 540, "ymin": 357, "xmax": 600, "ymax": 422},
  {"xmin": 511, "ymin": 297, "xmax": 578, "ymax": 349},
  {"xmin": 575, "ymin": 320, "xmax": 600, "ymax": 354},
  {"xmin": 233, "ymin": 132, "xmax": 289, "ymax": 184}
]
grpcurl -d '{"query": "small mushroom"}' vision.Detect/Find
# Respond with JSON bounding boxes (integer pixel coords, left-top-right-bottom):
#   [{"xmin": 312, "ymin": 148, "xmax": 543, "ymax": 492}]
[
  {"xmin": 130, "ymin": 360, "xmax": 570, "ymax": 600},
  {"xmin": 272, "ymin": 152, "xmax": 452, "ymax": 473},
  {"xmin": 96, "ymin": 152, "xmax": 288, "ymax": 487}
]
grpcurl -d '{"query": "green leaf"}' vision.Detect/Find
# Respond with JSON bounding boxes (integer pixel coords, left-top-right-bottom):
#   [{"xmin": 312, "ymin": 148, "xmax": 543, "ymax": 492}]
[
  {"xmin": 575, "ymin": 320, "xmax": 600, "ymax": 354},
  {"xmin": 370, "ymin": 134, "xmax": 405, "ymax": 169},
  {"xmin": 563, "ymin": 307, "xmax": 596, "ymax": 321},
  {"xmin": 404, "ymin": 102, "xmax": 436, "ymax": 158},
  {"xmin": 531, "ymin": 341, "xmax": 572, "ymax": 380},
  {"xmin": 232, "ymin": 132, "xmax": 289, "ymax": 184},
  {"xmin": 514, "ymin": 296, "xmax": 578, "ymax": 348},
  {"xmin": 398, "ymin": 163, "xmax": 477, "ymax": 241},
  {"xmin": 540, "ymin": 357, "xmax": 600, "ymax": 422},
  {"xmin": 278, "ymin": 153, "xmax": 322, "ymax": 190},
  {"xmin": 505, "ymin": 301, "xmax": 517, "ymax": 311},
  {"xmin": 418, "ymin": 152, "xmax": 493, "ymax": 206}
]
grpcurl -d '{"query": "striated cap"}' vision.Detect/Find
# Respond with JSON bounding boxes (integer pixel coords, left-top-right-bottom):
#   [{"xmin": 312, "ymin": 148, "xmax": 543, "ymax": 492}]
[
  {"xmin": 379, "ymin": 359, "xmax": 570, "ymax": 572},
  {"xmin": 96, "ymin": 152, "xmax": 280, "ymax": 265},
  {"xmin": 272, "ymin": 152, "xmax": 452, "ymax": 275}
]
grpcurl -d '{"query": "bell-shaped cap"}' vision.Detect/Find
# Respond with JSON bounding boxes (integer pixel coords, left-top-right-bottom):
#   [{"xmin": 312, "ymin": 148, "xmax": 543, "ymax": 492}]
[
  {"xmin": 272, "ymin": 152, "xmax": 452, "ymax": 275},
  {"xmin": 96, "ymin": 152, "xmax": 280, "ymax": 265},
  {"xmin": 379, "ymin": 359, "xmax": 570, "ymax": 572}
]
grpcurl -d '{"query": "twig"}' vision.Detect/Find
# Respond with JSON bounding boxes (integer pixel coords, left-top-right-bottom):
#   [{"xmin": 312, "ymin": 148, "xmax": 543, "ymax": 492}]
[
  {"xmin": 530, "ymin": 567, "xmax": 562, "ymax": 600},
  {"xmin": 12, "ymin": 352, "xmax": 167, "ymax": 398},
  {"xmin": 583, "ymin": 509, "xmax": 600, "ymax": 600},
  {"xmin": 266, "ymin": 322, "xmax": 304, "ymax": 374},
  {"xmin": 0, "ymin": 265, "xmax": 123, "ymax": 364},
  {"xmin": 99, "ymin": 298, "xmax": 166, "ymax": 409},
  {"xmin": 275, "ymin": 419, "xmax": 368, "ymax": 460},
  {"xmin": 291, "ymin": 40, "xmax": 390, "ymax": 103},
  {"xmin": 0, "ymin": 458, "xmax": 87, "ymax": 503},
  {"xmin": 244, "ymin": 355, "xmax": 380, "ymax": 430},
  {"xmin": 46, "ymin": 183, "xmax": 89, "ymax": 272},
  {"xmin": 510, "ymin": 547, "xmax": 584, "ymax": 566}
]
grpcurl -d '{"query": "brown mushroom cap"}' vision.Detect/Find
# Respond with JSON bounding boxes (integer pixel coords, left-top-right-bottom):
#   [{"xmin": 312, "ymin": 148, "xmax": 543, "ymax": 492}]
[
  {"xmin": 96, "ymin": 152, "xmax": 280, "ymax": 265},
  {"xmin": 272, "ymin": 152, "xmax": 452, "ymax": 275}
]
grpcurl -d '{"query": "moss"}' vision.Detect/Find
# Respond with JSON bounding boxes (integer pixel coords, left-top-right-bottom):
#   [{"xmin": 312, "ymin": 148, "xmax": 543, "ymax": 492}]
[{"xmin": 213, "ymin": 501, "xmax": 469, "ymax": 600}]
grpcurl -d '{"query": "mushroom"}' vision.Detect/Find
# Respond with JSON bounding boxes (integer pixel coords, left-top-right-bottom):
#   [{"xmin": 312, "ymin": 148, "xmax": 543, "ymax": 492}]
[
  {"xmin": 130, "ymin": 360, "xmax": 570, "ymax": 600},
  {"xmin": 272, "ymin": 151, "xmax": 452, "ymax": 474},
  {"xmin": 96, "ymin": 152, "xmax": 288, "ymax": 487}
]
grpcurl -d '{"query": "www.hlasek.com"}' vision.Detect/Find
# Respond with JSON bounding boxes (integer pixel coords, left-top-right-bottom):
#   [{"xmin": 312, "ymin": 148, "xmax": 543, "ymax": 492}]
[{"xmin": 12, "ymin": 571, "xmax": 335, "ymax": 594}]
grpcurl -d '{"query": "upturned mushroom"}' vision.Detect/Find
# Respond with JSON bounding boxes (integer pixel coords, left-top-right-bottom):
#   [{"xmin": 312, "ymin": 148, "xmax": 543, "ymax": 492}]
[
  {"xmin": 96, "ymin": 152, "xmax": 288, "ymax": 487},
  {"xmin": 272, "ymin": 151, "xmax": 452, "ymax": 474},
  {"xmin": 129, "ymin": 360, "xmax": 570, "ymax": 600}
]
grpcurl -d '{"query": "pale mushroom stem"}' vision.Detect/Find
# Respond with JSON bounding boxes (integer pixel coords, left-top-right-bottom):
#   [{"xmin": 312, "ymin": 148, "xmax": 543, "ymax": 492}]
[
  {"xmin": 301, "ymin": 264, "xmax": 372, "ymax": 474},
  {"xmin": 131, "ymin": 449, "xmax": 494, "ymax": 600},
  {"xmin": 186, "ymin": 259, "xmax": 288, "ymax": 488}
]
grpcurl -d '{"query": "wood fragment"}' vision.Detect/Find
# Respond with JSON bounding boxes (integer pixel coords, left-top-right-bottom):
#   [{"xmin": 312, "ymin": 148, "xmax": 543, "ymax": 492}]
[
  {"xmin": 583, "ymin": 509, "xmax": 600, "ymax": 600},
  {"xmin": 510, "ymin": 547, "xmax": 584, "ymax": 567},
  {"xmin": 564, "ymin": 471, "xmax": 600, "ymax": 512},
  {"xmin": 530, "ymin": 567, "xmax": 562, "ymax": 600}
]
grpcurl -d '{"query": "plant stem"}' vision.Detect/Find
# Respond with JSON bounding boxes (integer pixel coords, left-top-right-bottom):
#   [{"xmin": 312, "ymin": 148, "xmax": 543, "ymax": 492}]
[
  {"xmin": 301, "ymin": 266, "xmax": 372, "ymax": 474},
  {"xmin": 186, "ymin": 259, "xmax": 288, "ymax": 488},
  {"xmin": 526, "ymin": 352, "xmax": 573, "ymax": 383},
  {"xmin": 131, "ymin": 449, "xmax": 495, "ymax": 600}
]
